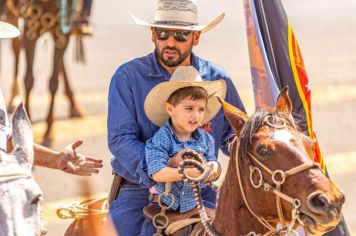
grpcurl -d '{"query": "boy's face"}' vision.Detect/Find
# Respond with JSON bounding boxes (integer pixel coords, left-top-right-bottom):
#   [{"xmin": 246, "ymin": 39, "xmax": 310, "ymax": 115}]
[{"xmin": 165, "ymin": 97, "xmax": 207, "ymax": 136}]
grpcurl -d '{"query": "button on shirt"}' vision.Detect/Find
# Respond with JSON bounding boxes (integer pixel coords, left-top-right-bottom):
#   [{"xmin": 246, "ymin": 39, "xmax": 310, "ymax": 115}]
[
  {"xmin": 108, "ymin": 50, "xmax": 246, "ymax": 188},
  {"xmin": 146, "ymin": 122, "xmax": 216, "ymax": 213}
]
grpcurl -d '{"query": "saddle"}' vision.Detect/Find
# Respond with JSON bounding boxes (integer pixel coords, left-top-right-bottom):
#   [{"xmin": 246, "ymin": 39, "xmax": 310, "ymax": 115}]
[{"xmin": 143, "ymin": 201, "xmax": 215, "ymax": 236}]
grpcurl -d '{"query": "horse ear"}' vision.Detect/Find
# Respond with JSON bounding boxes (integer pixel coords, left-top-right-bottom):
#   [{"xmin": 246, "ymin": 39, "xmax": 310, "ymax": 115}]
[
  {"xmin": 12, "ymin": 103, "xmax": 34, "ymax": 169},
  {"xmin": 218, "ymin": 97, "xmax": 248, "ymax": 135},
  {"xmin": 275, "ymin": 86, "xmax": 292, "ymax": 114}
]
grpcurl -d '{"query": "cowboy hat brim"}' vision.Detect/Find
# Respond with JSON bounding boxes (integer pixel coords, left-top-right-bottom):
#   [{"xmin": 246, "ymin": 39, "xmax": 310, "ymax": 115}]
[
  {"xmin": 144, "ymin": 80, "xmax": 227, "ymax": 127},
  {"xmin": 0, "ymin": 21, "xmax": 20, "ymax": 39},
  {"xmin": 128, "ymin": 11, "xmax": 225, "ymax": 33}
]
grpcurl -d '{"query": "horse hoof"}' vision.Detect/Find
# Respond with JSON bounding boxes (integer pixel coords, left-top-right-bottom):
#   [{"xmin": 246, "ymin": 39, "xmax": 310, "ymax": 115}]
[{"xmin": 70, "ymin": 106, "xmax": 85, "ymax": 118}]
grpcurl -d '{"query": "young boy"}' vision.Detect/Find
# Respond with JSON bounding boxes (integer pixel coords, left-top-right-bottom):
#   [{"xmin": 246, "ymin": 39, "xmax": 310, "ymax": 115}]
[{"xmin": 142, "ymin": 66, "xmax": 226, "ymax": 234}]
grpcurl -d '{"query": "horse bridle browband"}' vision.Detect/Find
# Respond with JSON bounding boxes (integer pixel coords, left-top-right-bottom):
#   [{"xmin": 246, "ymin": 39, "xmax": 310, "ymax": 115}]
[{"xmin": 236, "ymin": 118, "xmax": 321, "ymax": 236}]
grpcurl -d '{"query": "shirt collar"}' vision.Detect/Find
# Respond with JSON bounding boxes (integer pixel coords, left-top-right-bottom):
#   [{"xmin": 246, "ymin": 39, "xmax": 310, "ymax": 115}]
[
  {"xmin": 164, "ymin": 119, "xmax": 201, "ymax": 142},
  {"xmin": 148, "ymin": 50, "xmax": 207, "ymax": 79}
]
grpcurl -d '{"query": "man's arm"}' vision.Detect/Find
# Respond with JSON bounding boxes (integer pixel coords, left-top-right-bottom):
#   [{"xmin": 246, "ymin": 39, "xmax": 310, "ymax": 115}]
[
  {"xmin": 107, "ymin": 69, "xmax": 153, "ymax": 188},
  {"xmin": 220, "ymin": 77, "xmax": 246, "ymax": 155},
  {"xmin": 7, "ymin": 137, "xmax": 103, "ymax": 176}
]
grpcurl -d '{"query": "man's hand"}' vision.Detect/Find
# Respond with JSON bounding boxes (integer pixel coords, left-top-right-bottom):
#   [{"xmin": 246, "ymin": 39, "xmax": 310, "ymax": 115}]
[{"xmin": 57, "ymin": 139, "xmax": 103, "ymax": 176}]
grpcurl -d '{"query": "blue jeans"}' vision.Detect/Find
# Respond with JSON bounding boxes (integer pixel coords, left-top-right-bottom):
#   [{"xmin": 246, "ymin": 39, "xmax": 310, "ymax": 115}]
[
  {"xmin": 109, "ymin": 184, "xmax": 150, "ymax": 236},
  {"xmin": 140, "ymin": 187, "xmax": 217, "ymax": 236}
]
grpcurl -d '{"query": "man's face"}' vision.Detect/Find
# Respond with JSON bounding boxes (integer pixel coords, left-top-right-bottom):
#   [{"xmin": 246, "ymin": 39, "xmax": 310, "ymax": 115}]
[{"xmin": 151, "ymin": 27, "xmax": 201, "ymax": 68}]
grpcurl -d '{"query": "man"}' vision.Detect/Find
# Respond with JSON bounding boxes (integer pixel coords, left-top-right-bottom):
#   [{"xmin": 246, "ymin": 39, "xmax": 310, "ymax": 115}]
[
  {"xmin": 107, "ymin": 0, "xmax": 245, "ymax": 235},
  {"xmin": 0, "ymin": 20, "xmax": 103, "ymax": 176}
]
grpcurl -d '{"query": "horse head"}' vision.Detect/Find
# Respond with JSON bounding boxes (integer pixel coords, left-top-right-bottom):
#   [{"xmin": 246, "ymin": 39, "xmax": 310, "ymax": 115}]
[
  {"xmin": 214, "ymin": 88, "xmax": 344, "ymax": 235},
  {"xmin": 0, "ymin": 104, "xmax": 44, "ymax": 236}
]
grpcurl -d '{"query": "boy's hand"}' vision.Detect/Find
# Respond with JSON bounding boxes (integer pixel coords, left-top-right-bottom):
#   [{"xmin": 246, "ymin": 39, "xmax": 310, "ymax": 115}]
[{"xmin": 205, "ymin": 161, "xmax": 221, "ymax": 182}]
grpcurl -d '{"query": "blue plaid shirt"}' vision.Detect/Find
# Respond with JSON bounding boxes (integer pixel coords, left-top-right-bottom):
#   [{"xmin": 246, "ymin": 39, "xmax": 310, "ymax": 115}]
[
  {"xmin": 108, "ymin": 50, "xmax": 246, "ymax": 188},
  {"xmin": 146, "ymin": 121, "xmax": 216, "ymax": 213}
]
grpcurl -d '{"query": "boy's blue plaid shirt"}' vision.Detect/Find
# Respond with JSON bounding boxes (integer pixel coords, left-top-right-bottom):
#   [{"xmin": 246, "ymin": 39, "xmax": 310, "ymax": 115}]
[{"xmin": 145, "ymin": 121, "xmax": 217, "ymax": 213}]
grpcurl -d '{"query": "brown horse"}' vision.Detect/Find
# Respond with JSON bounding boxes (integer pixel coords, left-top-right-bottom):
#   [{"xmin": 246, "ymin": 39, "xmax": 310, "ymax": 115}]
[
  {"xmin": 1, "ymin": 0, "xmax": 85, "ymax": 145},
  {"xmin": 197, "ymin": 88, "xmax": 344, "ymax": 235}
]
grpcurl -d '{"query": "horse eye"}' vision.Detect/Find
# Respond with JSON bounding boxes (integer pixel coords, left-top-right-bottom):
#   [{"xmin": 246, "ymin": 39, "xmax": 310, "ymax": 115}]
[{"xmin": 257, "ymin": 147, "xmax": 271, "ymax": 157}]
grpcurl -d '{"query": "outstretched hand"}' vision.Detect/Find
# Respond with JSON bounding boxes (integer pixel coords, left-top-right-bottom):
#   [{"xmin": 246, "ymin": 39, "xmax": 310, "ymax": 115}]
[{"xmin": 57, "ymin": 139, "xmax": 103, "ymax": 176}]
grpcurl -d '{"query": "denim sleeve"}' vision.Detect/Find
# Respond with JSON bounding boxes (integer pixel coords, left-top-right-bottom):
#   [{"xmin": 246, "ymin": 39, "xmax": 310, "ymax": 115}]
[
  {"xmin": 204, "ymin": 132, "xmax": 217, "ymax": 162},
  {"xmin": 220, "ymin": 77, "xmax": 246, "ymax": 156},
  {"xmin": 107, "ymin": 69, "xmax": 153, "ymax": 188},
  {"xmin": 145, "ymin": 130, "xmax": 171, "ymax": 177}
]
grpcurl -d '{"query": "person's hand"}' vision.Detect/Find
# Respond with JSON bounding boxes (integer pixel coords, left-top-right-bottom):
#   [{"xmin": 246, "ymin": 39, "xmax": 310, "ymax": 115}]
[
  {"xmin": 57, "ymin": 139, "xmax": 103, "ymax": 176},
  {"xmin": 205, "ymin": 161, "xmax": 221, "ymax": 182},
  {"xmin": 169, "ymin": 148, "xmax": 196, "ymax": 168},
  {"xmin": 184, "ymin": 167, "xmax": 203, "ymax": 178}
]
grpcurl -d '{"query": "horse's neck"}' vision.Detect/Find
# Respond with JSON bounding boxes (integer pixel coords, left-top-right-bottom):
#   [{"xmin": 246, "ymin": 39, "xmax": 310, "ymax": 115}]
[{"xmin": 212, "ymin": 150, "xmax": 269, "ymax": 236}]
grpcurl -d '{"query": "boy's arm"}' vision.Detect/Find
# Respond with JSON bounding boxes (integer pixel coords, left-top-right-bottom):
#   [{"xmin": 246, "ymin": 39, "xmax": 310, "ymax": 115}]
[{"xmin": 151, "ymin": 167, "xmax": 182, "ymax": 182}]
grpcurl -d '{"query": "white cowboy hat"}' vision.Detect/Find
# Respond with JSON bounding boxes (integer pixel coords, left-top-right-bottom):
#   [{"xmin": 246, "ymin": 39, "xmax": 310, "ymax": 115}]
[
  {"xmin": 144, "ymin": 66, "xmax": 227, "ymax": 127},
  {"xmin": 0, "ymin": 21, "xmax": 20, "ymax": 39},
  {"xmin": 129, "ymin": 0, "xmax": 225, "ymax": 33}
]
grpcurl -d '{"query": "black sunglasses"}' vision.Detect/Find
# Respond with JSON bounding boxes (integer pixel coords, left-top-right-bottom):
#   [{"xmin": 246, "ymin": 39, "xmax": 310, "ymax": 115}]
[{"xmin": 154, "ymin": 28, "xmax": 192, "ymax": 42}]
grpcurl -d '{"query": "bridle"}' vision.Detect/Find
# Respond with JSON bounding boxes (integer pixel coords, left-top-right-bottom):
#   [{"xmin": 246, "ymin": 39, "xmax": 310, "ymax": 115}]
[{"xmin": 236, "ymin": 116, "xmax": 321, "ymax": 236}]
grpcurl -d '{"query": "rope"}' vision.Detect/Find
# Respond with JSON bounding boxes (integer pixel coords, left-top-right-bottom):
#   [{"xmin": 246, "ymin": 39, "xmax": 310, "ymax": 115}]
[
  {"xmin": 165, "ymin": 218, "xmax": 201, "ymax": 235},
  {"xmin": 56, "ymin": 197, "xmax": 108, "ymax": 219}
]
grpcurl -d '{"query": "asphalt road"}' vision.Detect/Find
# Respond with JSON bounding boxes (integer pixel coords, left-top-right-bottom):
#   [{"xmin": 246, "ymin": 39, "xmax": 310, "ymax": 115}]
[{"xmin": 0, "ymin": 0, "xmax": 355, "ymax": 235}]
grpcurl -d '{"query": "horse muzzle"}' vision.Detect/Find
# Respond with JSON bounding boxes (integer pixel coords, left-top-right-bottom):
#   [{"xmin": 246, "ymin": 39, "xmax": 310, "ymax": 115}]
[{"xmin": 300, "ymin": 190, "xmax": 345, "ymax": 235}]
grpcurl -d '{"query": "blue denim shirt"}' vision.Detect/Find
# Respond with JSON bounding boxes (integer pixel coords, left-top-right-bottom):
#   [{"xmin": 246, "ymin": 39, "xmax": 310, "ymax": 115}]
[
  {"xmin": 146, "ymin": 121, "xmax": 216, "ymax": 212},
  {"xmin": 108, "ymin": 51, "xmax": 245, "ymax": 188}
]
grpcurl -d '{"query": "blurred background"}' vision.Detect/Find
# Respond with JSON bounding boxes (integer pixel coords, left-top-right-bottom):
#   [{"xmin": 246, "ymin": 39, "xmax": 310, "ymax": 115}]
[{"xmin": 0, "ymin": 0, "xmax": 355, "ymax": 234}]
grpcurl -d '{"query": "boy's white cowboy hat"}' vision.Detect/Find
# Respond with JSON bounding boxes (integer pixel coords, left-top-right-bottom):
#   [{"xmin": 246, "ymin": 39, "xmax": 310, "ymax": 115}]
[
  {"xmin": 0, "ymin": 21, "xmax": 20, "ymax": 39},
  {"xmin": 129, "ymin": 0, "xmax": 225, "ymax": 33},
  {"xmin": 144, "ymin": 66, "xmax": 227, "ymax": 127}
]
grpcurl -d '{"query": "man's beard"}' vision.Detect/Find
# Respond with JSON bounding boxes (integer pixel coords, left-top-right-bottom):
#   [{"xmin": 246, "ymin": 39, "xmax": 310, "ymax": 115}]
[{"xmin": 157, "ymin": 46, "xmax": 191, "ymax": 67}]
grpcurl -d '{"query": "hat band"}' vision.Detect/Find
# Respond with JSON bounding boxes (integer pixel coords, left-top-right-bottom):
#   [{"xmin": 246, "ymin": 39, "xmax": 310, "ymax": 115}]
[{"xmin": 154, "ymin": 21, "xmax": 198, "ymax": 27}]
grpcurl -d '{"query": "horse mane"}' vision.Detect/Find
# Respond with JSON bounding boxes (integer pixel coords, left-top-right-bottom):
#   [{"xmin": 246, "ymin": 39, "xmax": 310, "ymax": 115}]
[{"xmin": 238, "ymin": 110, "xmax": 301, "ymax": 161}]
